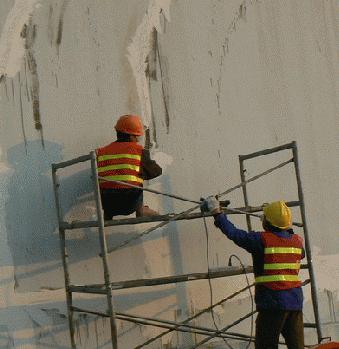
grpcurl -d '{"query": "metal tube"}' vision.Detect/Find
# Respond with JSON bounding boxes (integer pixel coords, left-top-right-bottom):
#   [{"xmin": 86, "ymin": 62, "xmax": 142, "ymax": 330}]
[
  {"xmin": 52, "ymin": 154, "xmax": 91, "ymax": 169},
  {"xmin": 71, "ymin": 306, "xmax": 252, "ymax": 343},
  {"xmin": 104, "ymin": 159, "xmax": 292, "ymax": 216},
  {"xmin": 239, "ymin": 142, "xmax": 295, "ymax": 161},
  {"xmin": 303, "ymin": 323, "xmax": 317, "ymax": 328},
  {"xmin": 60, "ymin": 201, "xmax": 301, "ymax": 230},
  {"xmin": 69, "ymin": 266, "xmax": 254, "ymax": 293},
  {"xmin": 135, "ymin": 284, "xmax": 254, "ymax": 348},
  {"xmin": 90, "ymin": 151, "xmax": 118, "ymax": 349},
  {"xmin": 69, "ymin": 264, "xmax": 308, "ymax": 293},
  {"xmin": 106, "ymin": 205, "xmax": 199, "ymax": 254},
  {"xmin": 292, "ymin": 142, "xmax": 323, "ymax": 342},
  {"xmin": 219, "ymin": 158, "xmax": 293, "ymax": 198},
  {"xmin": 51, "ymin": 168, "xmax": 76, "ymax": 349},
  {"xmin": 192, "ymin": 311, "xmax": 257, "ymax": 348},
  {"xmin": 117, "ymin": 311, "xmax": 242, "ymax": 339},
  {"xmin": 239, "ymin": 157, "xmax": 252, "ymax": 230}
]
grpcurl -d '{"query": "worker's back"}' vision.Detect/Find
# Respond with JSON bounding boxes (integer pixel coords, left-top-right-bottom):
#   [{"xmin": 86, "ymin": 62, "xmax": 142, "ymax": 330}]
[{"xmin": 96, "ymin": 141, "xmax": 144, "ymax": 189}]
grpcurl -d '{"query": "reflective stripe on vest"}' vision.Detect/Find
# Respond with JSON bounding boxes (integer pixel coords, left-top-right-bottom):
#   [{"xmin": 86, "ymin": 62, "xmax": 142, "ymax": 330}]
[
  {"xmin": 99, "ymin": 175, "xmax": 143, "ymax": 184},
  {"xmin": 263, "ymin": 263, "xmax": 300, "ymax": 270},
  {"xmin": 256, "ymin": 231, "xmax": 303, "ymax": 290},
  {"xmin": 264, "ymin": 247, "xmax": 302, "ymax": 254},
  {"xmin": 98, "ymin": 164, "xmax": 140, "ymax": 173},
  {"xmin": 97, "ymin": 154, "xmax": 141, "ymax": 162},
  {"xmin": 96, "ymin": 142, "xmax": 143, "ymax": 189},
  {"xmin": 255, "ymin": 275, "xmax": 301, "ymax": 283}
]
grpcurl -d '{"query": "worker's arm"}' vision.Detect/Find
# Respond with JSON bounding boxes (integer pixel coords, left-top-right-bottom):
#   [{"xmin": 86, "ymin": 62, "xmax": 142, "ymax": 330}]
[
  {"xmin": 214, "ymin": 213, "xmax": 263, "ymax": 254},
  {"xmin": 202, "ymin": 196, "xmax": 263, "ymax": 253},
  {"xmin": 141, "ymin": 149, "xmax": 162, "ymax": 180}
]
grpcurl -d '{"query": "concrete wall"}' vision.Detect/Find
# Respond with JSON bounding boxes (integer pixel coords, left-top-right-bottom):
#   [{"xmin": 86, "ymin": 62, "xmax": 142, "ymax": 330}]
[{"xmin": 0, "ymin": 0, "xmax": 338, "ymax": 347}]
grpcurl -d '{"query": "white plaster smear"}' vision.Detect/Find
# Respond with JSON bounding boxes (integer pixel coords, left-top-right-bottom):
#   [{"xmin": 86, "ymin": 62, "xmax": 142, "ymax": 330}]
[
  {"xmin": 151, "ymin": 150, "xmax": 173, "ymax": 170},
  {"xmin": 0, "ymin": 0, "xmax": 41, "ymax": 78},
  {"xmin": 127, "ymin": 0, "xmax": 171, "ymax": 129}
]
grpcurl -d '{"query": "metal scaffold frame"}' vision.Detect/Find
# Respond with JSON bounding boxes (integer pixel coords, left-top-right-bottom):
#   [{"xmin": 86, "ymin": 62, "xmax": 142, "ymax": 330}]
[{"xmin": 52, "ymin": 141, "xmax": 323, "ymax": 348}]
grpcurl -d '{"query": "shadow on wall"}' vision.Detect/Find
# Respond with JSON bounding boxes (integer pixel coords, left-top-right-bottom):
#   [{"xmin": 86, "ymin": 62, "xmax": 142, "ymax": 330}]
[
  {"xmin": 5, "ymin": 140, "xmax": 94, "ymax": 289},
  {"xmin": 4, "ymin": 140, "xmax": 176, "ymax": 291},
  {"xmin": 0, "ymin": 289, "xmax": 177, "ymax": 348}
]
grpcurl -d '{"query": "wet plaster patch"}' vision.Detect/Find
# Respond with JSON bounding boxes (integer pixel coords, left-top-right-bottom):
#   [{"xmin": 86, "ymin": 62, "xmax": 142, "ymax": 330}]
[
  {"xmin": 0, "ymin": 0, "xmax": 41, "ymax": 78},
  {"xmin": 0, "ymin": 0, "xmax": 44, "ymax": 145}
]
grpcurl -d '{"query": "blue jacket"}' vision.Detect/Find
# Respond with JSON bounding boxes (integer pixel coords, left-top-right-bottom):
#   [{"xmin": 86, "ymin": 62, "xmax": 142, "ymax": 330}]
[{"xmin": 214, "ymin": 213, "xmax": 304, "ymax": 311}]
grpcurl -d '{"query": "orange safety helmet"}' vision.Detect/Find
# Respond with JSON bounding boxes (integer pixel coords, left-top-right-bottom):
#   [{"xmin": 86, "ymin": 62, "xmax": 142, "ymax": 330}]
[{"xmin": 114, "ymin": 114, "xmax": 144, "ymax": 136}]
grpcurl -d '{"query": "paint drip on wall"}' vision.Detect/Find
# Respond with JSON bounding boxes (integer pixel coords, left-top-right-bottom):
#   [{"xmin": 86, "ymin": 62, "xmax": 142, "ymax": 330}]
[
  {"xmin": 127, "ymin": 0, "xmax": 171, "ymax": 131},
  {"xmin": 0, "ymin": 0, "xmax": 41, "ymax": 79}
]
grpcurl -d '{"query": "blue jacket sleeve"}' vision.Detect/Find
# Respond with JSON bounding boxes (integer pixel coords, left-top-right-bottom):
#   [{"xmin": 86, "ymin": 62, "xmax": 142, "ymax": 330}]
[{"xmin": 214, "ymin": 213, "xmax": 263, "ymax": 255}]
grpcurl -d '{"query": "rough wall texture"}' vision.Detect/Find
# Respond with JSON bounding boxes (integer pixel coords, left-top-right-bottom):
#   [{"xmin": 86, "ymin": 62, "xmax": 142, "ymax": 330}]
[{"xmin": 0, "ymin": 0, "xmax": 338, "ymax": 348}]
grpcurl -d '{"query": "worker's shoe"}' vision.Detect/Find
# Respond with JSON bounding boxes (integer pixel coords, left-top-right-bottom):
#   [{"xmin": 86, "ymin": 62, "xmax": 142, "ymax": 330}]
[{"xmin": 136, "ymin": 205, "xmax": 159, "ymax": 217}]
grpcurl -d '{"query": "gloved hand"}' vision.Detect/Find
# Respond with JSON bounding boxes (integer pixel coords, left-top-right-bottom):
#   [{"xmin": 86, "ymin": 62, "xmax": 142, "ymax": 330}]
[{"xmin": 200, "ymin": 196, "xmax": 221, "ymax": 214}]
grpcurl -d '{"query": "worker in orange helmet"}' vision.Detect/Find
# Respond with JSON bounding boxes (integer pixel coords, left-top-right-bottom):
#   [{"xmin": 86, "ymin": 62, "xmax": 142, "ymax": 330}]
[
  {"xmin": 96, "ymin": 115, "xmax": 162, "ymax": 219},
  {"xmin": 202, "ymin": 198, "xmax": 305, "ymax": 349}
]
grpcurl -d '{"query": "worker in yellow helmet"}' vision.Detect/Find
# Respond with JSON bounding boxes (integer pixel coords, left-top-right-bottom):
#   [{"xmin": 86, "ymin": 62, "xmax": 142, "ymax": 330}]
[
  {"xmin": 96, "ymin": 115, "xmax": 162, "ymax": 219},
  {"xmin": 202, "ymin": 198, "xmax": 305, "ymax": 349}
]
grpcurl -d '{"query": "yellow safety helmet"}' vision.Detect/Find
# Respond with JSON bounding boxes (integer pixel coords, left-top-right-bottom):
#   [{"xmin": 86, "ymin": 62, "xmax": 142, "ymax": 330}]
[{"xmin": 263, "ymin": 201, "xmax": 292, "ymax": 230}]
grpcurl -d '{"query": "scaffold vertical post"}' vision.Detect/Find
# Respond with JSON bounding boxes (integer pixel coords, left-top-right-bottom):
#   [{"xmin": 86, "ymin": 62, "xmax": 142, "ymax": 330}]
[
  {"xmin": 291, "ymin": 141, "xmax": 323, "ymax": 342},
  {"xmin": 239, "ymin": 156, "xmax": 252, "ymax": 231},
  {"xmin": 90, "ymin": 151, "xmax": 118, "ymax": 349},
  {"xmin": 52, "ymin": 166, "xmax": 76, "ymax": 349}
]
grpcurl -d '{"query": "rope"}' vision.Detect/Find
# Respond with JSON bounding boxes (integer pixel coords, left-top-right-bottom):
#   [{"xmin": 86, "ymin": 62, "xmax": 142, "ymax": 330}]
[
  {"xmin": 98, "ymin": 157, "xmax": 293, "ymax": 219},
  {"xmin": 107, "ymin": 205, "xmax": 199, "ymax": 253},
  {"xmin": 101, "ymin": 158, "xmax": 295, "ymax": 252},
  {"xmin": 202, "ymin": 212, "xmax": 234, "ymax": 349},
  {"xmin": 98, "ymin": 176, "xmax": 200, "ymax": 204},
  {"xmin": 217, "ymin": 158, "xmax": 293, "ymax": 198},
  {"xmin": 98, "ymin": 157, "xmax": 295, "ymax": 347},
  {"xmin": 135, "ymin": 284, "xmax": 254, "ymax": 348},
  {"xmin": 228, "ymin": 255, "xmax": 254, "ymax": 349},
  {"xmin": 192, "ymin": 311, "xmax": 257, "ymax": 348}
]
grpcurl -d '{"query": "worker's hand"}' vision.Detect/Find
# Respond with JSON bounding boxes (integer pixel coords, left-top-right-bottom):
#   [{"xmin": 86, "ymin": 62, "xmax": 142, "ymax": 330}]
[{"xmin": 200, "ymin": 196, "xmax": 221, "ymax": 215}]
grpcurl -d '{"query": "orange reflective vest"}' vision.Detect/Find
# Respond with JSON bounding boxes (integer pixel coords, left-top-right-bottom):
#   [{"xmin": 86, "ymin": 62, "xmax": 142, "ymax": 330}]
[
  {"xmin": 255, "ymin": 231, "xmax": 303, "ymax": 290},
  {"xmin": 96, "ymin": 142, "xmax": 144, "ymax": 189}
]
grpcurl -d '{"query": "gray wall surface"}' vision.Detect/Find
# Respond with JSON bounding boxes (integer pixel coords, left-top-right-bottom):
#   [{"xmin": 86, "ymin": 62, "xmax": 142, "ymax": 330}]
[{"xmin": 0, "ymin": 0, "xmax": 338, "ymax": 348}]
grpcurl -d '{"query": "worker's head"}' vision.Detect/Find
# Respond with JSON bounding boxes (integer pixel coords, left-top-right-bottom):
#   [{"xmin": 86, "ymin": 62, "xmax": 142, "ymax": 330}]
[
  {"xmin": 262, "ymin": 201, "xmax": 292, "ymax": 231},
  {"xmin": 115, "ymin": 114, "xmax": 144, "ymax": 142}
]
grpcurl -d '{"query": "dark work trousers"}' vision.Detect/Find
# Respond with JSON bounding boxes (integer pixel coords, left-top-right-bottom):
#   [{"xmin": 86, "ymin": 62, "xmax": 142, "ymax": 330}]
[{"xmin": 255, "ymin": 310, "xmax": 304, "ymax": 349}]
